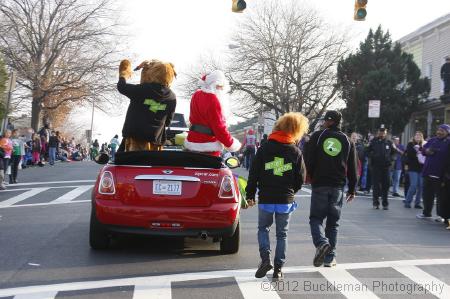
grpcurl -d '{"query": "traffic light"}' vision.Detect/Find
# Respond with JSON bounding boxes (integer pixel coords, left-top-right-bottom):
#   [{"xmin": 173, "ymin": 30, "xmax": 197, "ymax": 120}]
[
  {"xmin": 354, "ymin": 0, "xmax": 367, "ymax": 21},
  {"xmin": 232, "ymin": 0, "xmax": 246, "ymax": 13}
]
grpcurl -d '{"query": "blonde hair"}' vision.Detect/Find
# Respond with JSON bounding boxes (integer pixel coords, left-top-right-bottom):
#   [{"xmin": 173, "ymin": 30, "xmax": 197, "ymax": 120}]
[
  {"xmin": 273, "ymin": 112, "xmax": 309, "ymax": 141},
  {"xmin": 412, "ymin": 131, "xmax": 424, "ymax": 145}
]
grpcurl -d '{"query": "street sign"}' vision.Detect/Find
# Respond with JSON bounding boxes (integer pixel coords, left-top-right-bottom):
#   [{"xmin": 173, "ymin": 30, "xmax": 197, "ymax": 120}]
[{"xmin": 368, "ymin": 100, "xmax": 380, "ymax": 118}]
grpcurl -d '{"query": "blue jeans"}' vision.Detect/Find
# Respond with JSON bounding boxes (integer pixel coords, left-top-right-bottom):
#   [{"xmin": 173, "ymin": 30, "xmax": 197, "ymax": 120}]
[
  {"xmin": 391, "ymin": 169, "xmax": 402, "ymax": 194},
  {"xmin": 405, "ymin": 171, "xmax": 423, "ymax": 206},
  {"xmin": 258, "ymin": 208, "xmax": 291, "ymax": 267},
  {"xmin": 49, "ymin": 147, "xmax": 56, "ymax": 165},
  {"xmin": 111, "ymin": 147, "xmax": 117, "ymax": 161},
  {"xmin": 309, "ymin": 187, "xmax": 343, "ymax": 262}
]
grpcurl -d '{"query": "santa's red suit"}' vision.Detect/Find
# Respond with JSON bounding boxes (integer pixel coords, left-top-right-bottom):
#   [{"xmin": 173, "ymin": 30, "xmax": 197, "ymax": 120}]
[{"xmin": 184, "ymin": 70, "xmax": 241, "ymax": 156}]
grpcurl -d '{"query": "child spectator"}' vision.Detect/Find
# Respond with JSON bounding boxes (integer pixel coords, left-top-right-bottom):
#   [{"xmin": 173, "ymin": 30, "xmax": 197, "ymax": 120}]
[
  {"xmin": 0, "ymin": 130, "xmax": 13, "ymax": 184},
  {"xmin": 10, "ymin": 129, "xmax": 23, "ymax": 184},
  {"xmin": 32, "ymin": 135, "xmax": 41, "ymax": 165},
  {"xmin": 246, "ymin": 112, "xmax": 308, "ymax": 280}
]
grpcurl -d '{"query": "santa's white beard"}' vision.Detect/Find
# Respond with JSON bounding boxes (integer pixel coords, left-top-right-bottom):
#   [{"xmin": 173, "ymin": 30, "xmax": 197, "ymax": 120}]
[{"xmin": 216, "ymin": 91, "xmax": 231, "ymax": 122}]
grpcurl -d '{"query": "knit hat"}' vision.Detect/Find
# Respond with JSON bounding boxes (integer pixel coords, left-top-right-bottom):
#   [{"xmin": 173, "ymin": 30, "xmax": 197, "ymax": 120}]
[{"xmin": 438, "ymin": 124, "xmax": 450, "ymax": 134}]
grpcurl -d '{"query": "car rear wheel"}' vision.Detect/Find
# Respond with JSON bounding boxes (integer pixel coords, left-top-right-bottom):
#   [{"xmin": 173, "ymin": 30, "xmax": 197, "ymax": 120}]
[
  {"xmin": 220, "ymin": 221, "xmax": 240, "ymax": 254},
  {"xmin": 89, "ymin": 207, "xmax": 110, "ymax": 250}
]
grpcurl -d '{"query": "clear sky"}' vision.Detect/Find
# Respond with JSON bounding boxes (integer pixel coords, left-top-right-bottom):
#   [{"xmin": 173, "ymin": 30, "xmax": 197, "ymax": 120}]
[{"xmin": 89, "ymin": 0, "xmax": 450, "ymax": 144}]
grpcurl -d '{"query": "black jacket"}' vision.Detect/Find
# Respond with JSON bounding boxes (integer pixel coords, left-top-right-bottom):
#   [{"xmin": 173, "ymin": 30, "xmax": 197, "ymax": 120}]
[
  {"xmin": 304, "ymin": 127, "xmax": 358, "ymax": 194},
  {"xmin": 49, "ymin": 136, "xmax": 59, "ymax": 148},
  {"xmin": 117, "ymin": 77, "xmax": 176, "ymax": 145},
  {"xmin": 441, "ymin": 62, "xmax": 450, "ymax": 80},
  {"xmin": 405, "ymin": 141, "xmax": 424, "ymax": 172},
  {"xmin": 367, "ymin": 137, "xmax": 396, "ymax": 168},
  {"xmin": 245, "ymin": 140, "xmax": 305, "ymax": 204}
]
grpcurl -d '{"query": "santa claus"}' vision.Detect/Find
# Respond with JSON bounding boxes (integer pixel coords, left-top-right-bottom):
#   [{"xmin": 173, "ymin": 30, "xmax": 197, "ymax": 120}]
[{"xmin": 184, "ymin": 70, "xmax": 241, "ymax": 156}]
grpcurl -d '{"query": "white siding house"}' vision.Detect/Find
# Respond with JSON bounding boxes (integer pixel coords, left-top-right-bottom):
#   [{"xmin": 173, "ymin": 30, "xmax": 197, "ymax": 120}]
[{"xmin": 399, "ymin": 13, "xmax": 450, "ymax": 139}]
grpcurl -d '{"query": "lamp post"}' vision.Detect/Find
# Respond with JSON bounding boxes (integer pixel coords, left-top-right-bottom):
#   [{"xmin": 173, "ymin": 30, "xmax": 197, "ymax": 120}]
[{"xmin": 228, "ymin": 44, "xmax": 265, "ymax": 141}]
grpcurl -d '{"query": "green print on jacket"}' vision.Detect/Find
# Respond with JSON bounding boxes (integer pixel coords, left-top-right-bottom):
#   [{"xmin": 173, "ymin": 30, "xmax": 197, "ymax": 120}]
[
  {"xmin": 323, "ymin": 138, "xmax": 342, "ymax": 157},
  {"xmin": 265, "ymin": 157, "xmax": 292, "ymax": 176},
  {"xmin": 144, "ymin": 99, "xmax": 167, "ymax": 113}
]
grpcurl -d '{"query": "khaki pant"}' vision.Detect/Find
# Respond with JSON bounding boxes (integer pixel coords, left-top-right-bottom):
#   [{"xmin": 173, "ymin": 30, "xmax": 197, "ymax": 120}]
[{"xmin": 124, "ymin": 138, "xmax": 162, "ymax": 152}]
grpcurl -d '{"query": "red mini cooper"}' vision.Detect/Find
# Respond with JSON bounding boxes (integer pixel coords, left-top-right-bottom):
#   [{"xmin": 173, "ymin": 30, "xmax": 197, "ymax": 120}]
[{"xmin": 90, "ymin": 150, "xmax": 241, "ymax": 254}]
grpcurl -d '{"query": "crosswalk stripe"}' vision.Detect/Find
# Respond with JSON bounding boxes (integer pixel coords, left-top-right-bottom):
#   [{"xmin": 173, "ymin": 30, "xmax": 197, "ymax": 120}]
[
  {"xmin": 319, "ymin": 268, "xmax": 379, "ymax": 299},
  {"xmin": 0, "ymin": 200, "xmax": 90, "ymax": 209},
  {"xmin": 1, "ymin": 259, "xmax": 450, "ymax": 298},
  {"xmin": 14, "ymin": 291, "xmax": 57, "ymax": 299},
  {"xmin": 393, "ymin": 265, "xmax": 450, "ymax": 299},
  {"xmin": 51, "ymin": 186, "xmax": 93, "ymax": 204},
  {"xmin": 12, "ymin": 180, "xmax": 95, "ymax": 187},
  {"xmin": 235, "ymin": 275, "xmax": 281, "ymax": 299},
  {"xmin": 0, "ymin": 188, "xmax": 49, "ymax": 208},
  {"xmin": 132, "ymin": 279, "xmax": 172, "ymax": 299}
]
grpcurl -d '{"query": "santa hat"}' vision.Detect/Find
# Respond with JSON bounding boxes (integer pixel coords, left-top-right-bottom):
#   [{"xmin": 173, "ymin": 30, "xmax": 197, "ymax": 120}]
[{"xmin": 199, "ymin": 70, "xmax": 228, "ymax": 94}]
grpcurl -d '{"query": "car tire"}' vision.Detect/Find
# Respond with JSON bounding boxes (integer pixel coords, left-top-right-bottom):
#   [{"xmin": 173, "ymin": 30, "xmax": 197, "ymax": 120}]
[
  {"xmin": 220, "ymin": 221, "xmax": 240, "ymax": 254},
  {"xmin": 89, "ymin": 207, "xmax": 110, "ymax": 250}
]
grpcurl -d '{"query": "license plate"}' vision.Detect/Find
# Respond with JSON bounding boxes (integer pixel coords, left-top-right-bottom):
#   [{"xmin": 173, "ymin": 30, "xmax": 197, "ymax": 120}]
[{"xmin": 153, "ymin": 180, "xmax": 182, "ymax": 195}]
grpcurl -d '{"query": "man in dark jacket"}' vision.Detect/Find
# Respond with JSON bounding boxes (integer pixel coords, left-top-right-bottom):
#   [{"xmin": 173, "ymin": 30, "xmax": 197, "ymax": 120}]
[
  {"xmin": 441, "ymin": 57, "xmax": 450, "ymax": 95},
  {"xmin": 367, "ymin": 127, "xmax": 396, "ymax": 210},
  {"xmin": 304, "ymin": 110, "xmax": 358, "ymax": 268}
]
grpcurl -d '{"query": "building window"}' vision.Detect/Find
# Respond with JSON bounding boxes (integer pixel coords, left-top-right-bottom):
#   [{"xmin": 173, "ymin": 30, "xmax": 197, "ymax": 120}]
[{"xmin": 426, "ymin": 62, "xmax": 432, "ymax": 85}]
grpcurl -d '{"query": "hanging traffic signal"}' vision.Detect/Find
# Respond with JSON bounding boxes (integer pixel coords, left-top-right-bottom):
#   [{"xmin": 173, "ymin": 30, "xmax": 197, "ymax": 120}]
[
  {"xmin": 232, "ymin": 0, "xmax": 246, "ymax": 13},
  {"xmin": 354, "ymin": 0, "xmax": 367, "ymax": 21}
]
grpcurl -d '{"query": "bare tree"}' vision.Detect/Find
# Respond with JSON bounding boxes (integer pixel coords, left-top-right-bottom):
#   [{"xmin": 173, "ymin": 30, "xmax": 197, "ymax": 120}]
[
  {"xmin": 182, "ymin": 0, "xmax": 349, "ymax": 125},
  {"xmin": 230, "ymin": 0, "xmax": 349, "ymax": 122},
  {"xmin": 0, "ymin": 0, "xmax": 122, "ymax": 130}
]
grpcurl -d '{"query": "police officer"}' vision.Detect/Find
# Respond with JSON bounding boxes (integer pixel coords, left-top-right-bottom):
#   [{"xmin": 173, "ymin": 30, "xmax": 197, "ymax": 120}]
[
  {"xmin": 367, "ymin": 127, "xmax": 396, "ymax": 210},
  {"xmin": 304, "ymin": 110, "xmax": 358, "ymax": 268}
]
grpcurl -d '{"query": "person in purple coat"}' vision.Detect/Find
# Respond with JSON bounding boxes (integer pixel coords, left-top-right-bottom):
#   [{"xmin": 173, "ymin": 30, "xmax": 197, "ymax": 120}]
[{"xmin": 417, "ymin": 124, "xmax": 450, "ymax": 223}]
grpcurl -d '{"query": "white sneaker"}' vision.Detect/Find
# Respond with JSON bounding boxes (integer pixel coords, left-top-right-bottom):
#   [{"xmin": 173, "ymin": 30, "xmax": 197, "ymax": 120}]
[{"xmin": 416, "ymin": 214, "xmax": 432, "ymax": 219}]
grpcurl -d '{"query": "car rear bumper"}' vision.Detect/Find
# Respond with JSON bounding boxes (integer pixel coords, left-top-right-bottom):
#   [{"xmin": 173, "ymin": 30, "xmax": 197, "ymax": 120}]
[
  {"xmin": 103, "ymin": 218, "xmax": 239, "ymax": 238},
  {"xmin": 94, "ymin": 199, "xmax": 240, "ymax": 237}
]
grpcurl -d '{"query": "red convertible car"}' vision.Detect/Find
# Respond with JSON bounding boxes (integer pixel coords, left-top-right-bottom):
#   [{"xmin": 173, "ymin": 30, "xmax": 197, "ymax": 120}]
[{"xmin": 90, "ymin": 150, "xmax": 241, "ymax": 254}]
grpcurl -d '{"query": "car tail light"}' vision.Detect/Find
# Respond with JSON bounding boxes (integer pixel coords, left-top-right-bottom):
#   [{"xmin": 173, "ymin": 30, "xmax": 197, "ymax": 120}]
[
  {"xmin": 99, "ymin": 171, "xmax": 115, "ymax": 195},
  {"xmin": 219, "ymin": 175, "xmax": 236, "ymax": 199}
]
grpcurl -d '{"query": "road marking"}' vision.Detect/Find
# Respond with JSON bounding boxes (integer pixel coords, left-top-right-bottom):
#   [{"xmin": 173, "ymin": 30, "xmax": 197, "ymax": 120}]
[
  {"xmin": 301, "ymin": 187, "xmax": 312, "ymax": 194},
  {"xmin": 235, "ymin": 274, "xmax": 281, "ymax": 299},
  {"xmin": 393, "ymin": 265, "xmax": 450, "ymax": 299},
  {"xmin": 11, "ymin": 180, "xmax": 95, "ymax": 187},
  {"xmin": 0, "ymin": 188, "xmax": 49, "ymax": 208},
  {"xmin": 0, "ymin": 185, "xmax": 94, "ymax": 193},
  {"xmin": 51, "ymin": 186, "xmax": 93, "ymax": 203},
  {"xmin": 1, "ymin": 259, "xmax": 449, "ymax": 298},
  {"xmin": 319, "ymin": 268, "xmax": 379, "ymax": 299},
  {"xmin": 0, "ymin": 200, "xmax": 90, "ymax": 209},
  {"xmin": 14, "ymin": 291, "xmax": 58, "ymax": 299},
  {"xmin": 132, "ymin": 278, "xmax": 172, "ymax": 299}
]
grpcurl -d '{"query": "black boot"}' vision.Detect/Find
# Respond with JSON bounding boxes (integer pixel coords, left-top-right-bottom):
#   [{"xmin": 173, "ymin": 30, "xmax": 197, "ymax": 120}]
[
  {"xmin": 272, "ymin": 266, "xmax": 283, "ymax": 280},
  {"xmin": 313, "ymin": 243, "xmax": 331, "ymax": 267},
  {"xmin": 9, "ymin": 175, "xmax": 13, "ymax": 184},
  {"xmin": 255, "ymin": 259, "xmax": 273, "ymax": 278}
]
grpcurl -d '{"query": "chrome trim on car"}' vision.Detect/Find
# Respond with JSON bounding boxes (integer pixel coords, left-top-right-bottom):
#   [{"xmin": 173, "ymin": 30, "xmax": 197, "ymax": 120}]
[{"xmin": 134, "ymin": 175, "xmax": 201, "ymax": 182}]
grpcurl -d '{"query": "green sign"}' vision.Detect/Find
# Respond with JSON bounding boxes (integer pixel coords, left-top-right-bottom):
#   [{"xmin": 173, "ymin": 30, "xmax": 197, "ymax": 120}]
[
  {"xmin": 323, "ymin": 138, "xmax": 342, "ymax": 156},
  {"xmin": 144, "ymin": 99, "xmax": 167, "ymax": 113},
  {"xmin": 265, "ymin": 157, "xmax": 292, "ymax": 176}
]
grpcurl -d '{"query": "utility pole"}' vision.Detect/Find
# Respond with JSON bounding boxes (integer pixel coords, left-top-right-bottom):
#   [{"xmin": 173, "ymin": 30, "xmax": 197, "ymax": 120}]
[
  {"xmin": 2, "ymin": 70, "xmax": 16, "ymax": 133},
  {"xmin": 89, "ymin": 98, "xmax": 94, "ymax": 144}
]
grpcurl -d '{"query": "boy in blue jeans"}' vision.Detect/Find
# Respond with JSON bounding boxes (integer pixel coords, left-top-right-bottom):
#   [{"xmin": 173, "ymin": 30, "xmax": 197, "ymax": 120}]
[{"xmin": 246, "ymin": 112, "xmax": 308, "ymax": 280}]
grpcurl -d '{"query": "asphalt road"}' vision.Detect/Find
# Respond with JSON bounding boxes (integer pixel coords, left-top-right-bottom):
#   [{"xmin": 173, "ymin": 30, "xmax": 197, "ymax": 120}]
[{"xmin": 0, "ymin": 161, "xmax": 449, "ymax": 299}]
